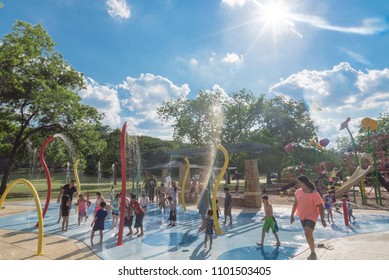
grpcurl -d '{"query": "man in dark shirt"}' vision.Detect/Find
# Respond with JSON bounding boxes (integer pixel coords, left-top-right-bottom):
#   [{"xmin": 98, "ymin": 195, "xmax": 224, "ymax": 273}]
[{"xmin": 57, "ymin": 179, "xmax": 78, "ymax": 223}]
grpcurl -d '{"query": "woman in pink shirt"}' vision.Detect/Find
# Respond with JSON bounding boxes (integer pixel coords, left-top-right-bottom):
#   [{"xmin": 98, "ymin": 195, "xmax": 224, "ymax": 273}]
[{"xmin": 290, "ymin": 175, "xmax": 327, "ymax": 260}]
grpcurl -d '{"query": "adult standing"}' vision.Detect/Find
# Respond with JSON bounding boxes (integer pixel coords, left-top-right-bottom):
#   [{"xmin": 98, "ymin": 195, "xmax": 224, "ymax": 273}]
[
  {"xmin": 57, "ymin": 179, "xmax": 78, "ymax": 223},
  {"xmin": 290, "ymin": 175, "xmax": 327, "ymax": 260},
  {"xmin": 147, "ymin": 175, "xmax": 157, "ymax": 203}
]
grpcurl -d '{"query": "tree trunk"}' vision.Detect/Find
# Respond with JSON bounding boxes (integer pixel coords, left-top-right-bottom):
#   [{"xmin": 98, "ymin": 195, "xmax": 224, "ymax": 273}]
[
  {"xmin": 266, "ymin": 172, "xmax": 272, "ymax": 184},
  {"xmin": 0, "ymin": 147, "xmax": 18, "ymax": 195},
  {"xmin": 0, "ymin": 126, "xmax": 26, "ymax": 195}
]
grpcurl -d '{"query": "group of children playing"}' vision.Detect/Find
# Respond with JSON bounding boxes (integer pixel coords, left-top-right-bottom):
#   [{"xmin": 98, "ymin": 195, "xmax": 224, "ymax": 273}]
[
  {"xmin": 59, "ymin": 173, "xmax": 357, "ymax": 252},
  {"xmin": 257, "ymin": 181, "xmax": 356, "ymax": 250},
  {"xmin": 323, "ymin": 188, "xmax": 355, "ymax": 223}
]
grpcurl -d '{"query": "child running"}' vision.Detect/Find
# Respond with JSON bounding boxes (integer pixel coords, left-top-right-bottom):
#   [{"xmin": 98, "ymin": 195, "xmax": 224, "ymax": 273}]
[
  {"xmin": 257, "ymin": 195, "xmax": 281, "ymax": 247},
  {"xmin": 90, "ymin": 201, "xmax": 108, "ymax": 245},
  {"xmin": 75, "ymin": 193, "xmax": 91, "ymax": 226},
  {"xmin": 204, "ymin": 209, "xmax": 216, "ymax": 250},
  {"xmin": 324, "ymin": 190, "xmax": 335, "ymax": 223}
]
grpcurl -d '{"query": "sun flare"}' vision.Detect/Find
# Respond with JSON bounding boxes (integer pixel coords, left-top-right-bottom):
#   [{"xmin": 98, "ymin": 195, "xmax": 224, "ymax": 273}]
[{"xmin": 255, "ymin": 0, "xmax": 298, "ymax": 36}]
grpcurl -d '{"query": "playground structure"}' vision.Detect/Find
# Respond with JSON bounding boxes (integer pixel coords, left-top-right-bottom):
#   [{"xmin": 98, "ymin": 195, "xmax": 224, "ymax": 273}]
[{"xmin": 165, "ymin": 142, "xmax": 271, "ymax": 210}]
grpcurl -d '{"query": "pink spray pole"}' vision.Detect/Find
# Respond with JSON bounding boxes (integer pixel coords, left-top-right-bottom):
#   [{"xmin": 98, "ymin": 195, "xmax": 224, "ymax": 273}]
[
  {"xmin": 37, "ymin": 135, "xmax": 55, "ymax": 226},
  {"xmin": 117, "ymin": 122, "xmax": 127, "ymax": 246}
]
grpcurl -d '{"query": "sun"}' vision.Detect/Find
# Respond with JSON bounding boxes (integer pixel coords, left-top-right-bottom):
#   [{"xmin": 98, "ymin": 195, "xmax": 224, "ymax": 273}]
[{"xmin": 256, "ymin": 0, "xmax": 296, "ymax": 36}]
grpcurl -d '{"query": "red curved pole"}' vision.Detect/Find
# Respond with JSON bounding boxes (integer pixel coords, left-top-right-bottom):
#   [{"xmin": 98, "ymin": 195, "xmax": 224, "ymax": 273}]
[
  {"xmin": 117, "ymin": 122, "xmax": 127, "ymax": 246},
  {"xmin": 38, "ymin": 135, "xmax": 55, "ymax": 225}
]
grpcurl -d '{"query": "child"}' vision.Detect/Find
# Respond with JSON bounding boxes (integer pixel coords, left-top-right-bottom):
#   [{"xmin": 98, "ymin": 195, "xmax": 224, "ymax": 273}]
[
  {"xmin": 257, "ymin": 195, "xmax": 281, "ymax": 247},
  {"xmin": 139, "ymin": 192, "xmax": 149, "ymax": 213},
  {"xmin": 167, "ymin": 196, "xmax": 176, "ymax": 227},
  {"xmin": 160, "ymin": 192, "xmax": 167, "ymax": 213},
  {"xmin": 204, "ymin": 209, "xmax": 216, "ymax": 250},
  {"xmin": 223, "ymin": 187, "xmax": 232, "ymax": 225},
  {"xmin": 94, "ymin": 191, "xmax": 106, "ymax": 217},
  {"xmin": 75, "ymin": 193, "xmax": 91, "ymax": 226},
  {"xmin": 343, "ymin": 194, "xmax": 356, "ymax": 222},
  {"xmin": 90, "ymin": 201, "xmax": 108, "ymax": 245},
  {"xmin": 121, "ymin": 194, "xmax": 134, "ymax": 236},
  {"xmin": 130, "ymin": 193, "xmax": 145, "ymax": 237},
  {"xmin": 323, "ymin": 190, "xmax": 335, "ymax": 223},
  {"xmin": 61, "ymin": 195, "xmax": 71, "ymax": 231},
  {"xmin": 330, "ymin": 186, "xmax": 339, "ymax": 211},
  {"xmin": 109, "ymin": 186, "xmax": 120, "ymax": 229}
]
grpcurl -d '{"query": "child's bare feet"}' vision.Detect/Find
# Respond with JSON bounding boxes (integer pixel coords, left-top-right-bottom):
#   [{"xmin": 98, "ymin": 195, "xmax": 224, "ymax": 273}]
[
  {"xmin": 275, "ymin": 242, "xmax": 281, "ymax": 246},
  {"xmin": 256, "ymin": 243, "xmax": 263, "ymax": 246}
]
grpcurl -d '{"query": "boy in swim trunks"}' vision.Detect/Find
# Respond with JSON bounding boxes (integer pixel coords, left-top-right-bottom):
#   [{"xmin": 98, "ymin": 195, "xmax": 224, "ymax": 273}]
[{"xmin": 257, "ymin": 195, "xmax": 281, "ymax": 247}]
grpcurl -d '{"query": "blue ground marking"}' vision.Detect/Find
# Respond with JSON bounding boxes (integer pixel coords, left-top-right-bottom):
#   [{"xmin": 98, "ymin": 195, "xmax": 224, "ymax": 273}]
[{"xmin": 0, "ymin": 201, "xmax": 389, "ymax": 260}]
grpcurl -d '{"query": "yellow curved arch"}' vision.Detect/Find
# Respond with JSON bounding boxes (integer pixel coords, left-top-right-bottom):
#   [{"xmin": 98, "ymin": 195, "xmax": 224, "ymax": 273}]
[
  {"xmin": 212, "ymin": 144, "xmax": 229, "ymax": 235},
  {"xmin": 181, "ymin": 157, "xmax": 190, "ymax": 212},
  {"xmin": 74, "ymin": 158, "xmax": 81, "ymax": 214},
  {"xmin": 0, "ymin": 178, "xmax": 44, "ymax": 255}
]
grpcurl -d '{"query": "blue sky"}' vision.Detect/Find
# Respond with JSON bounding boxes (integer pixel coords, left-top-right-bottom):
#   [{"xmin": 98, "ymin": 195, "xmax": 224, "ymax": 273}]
[{"xmin": 1, "ymin": 0, "xmax": 389, "ymax": 147}]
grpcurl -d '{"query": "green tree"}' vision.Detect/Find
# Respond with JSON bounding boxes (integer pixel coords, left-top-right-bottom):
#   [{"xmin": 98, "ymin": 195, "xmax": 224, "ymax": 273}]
[
  {"xmin": 158, "ymin": 89, "xmax": 264, "ymax": 146},
  {"xmin": 251, "ymin": 96, "xmax": 316, "ymax": 183},
  {"xmin": 158, "ymin": 90, "xmax": 226, "ymax": 145},
  {"xmin": 222, "ymin": 89, "xmax": 264, "ymax": 143},
  {"xmin": 0, "ymin": 21, "xmax": 103, "ymax": 194}
]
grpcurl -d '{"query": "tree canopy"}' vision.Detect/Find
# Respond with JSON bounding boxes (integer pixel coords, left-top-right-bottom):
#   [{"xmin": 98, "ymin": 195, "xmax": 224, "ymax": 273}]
[{"xmin": 0, "ymin": 21, "xmax": 103, "ymax": 194}]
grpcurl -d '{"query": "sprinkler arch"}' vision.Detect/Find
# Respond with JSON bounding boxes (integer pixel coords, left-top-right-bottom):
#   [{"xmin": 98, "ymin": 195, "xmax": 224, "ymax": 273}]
[
  {"xmin": 0, "ymin": 178, "xmax": 45, "ymax": 255},
  {"xmin": 40, "ymin": 135, "xmax": 55, "ymax": 221},
  {"xmin": 117, "ymin": 122, "xmax": 128, "ymax": 246},
  {"xmin": 73, "ymin": 158, "xmax": 81, "ymax": 214},
  {"xmin": 181, "ymin": 157, "xmax": 191, "ymax": 212},
  {"xmin": 212, "ymin": 144, "xmax": 229, "ymax": 235}
]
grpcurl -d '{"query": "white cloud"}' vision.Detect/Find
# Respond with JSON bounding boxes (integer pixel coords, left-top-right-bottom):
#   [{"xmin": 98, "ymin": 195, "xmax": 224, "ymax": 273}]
[
  {"xmin": 118, "ymin": 73, "xmax": 191, "ymax": 138},
  {"xmin": 106, "ymin": 0, "xmax": 131, "ymax": 19},
  {"xmin": 79, "ymin": 74, "xmax": 192, "ymax": 139},
  {"xmin": 220, "ymin": 0, "xmax": 248, "ymax": 7},
  {"xmin": 189, "ymin": 58, "xmax": 199, "ymax": 66},
  {"xmin": 79, "ymin": 78, "xmax": 122, "ymax": 127},
  {"xmin": 291, "ymin": 15, "xmax": 389, "ymax": 35},
  {"xmin": 221, "ymin": 52, "xmax": 244, "ymax": 64},
  {"xmin": 269, "ymin": 62, "xmax": 389, "ymax": 148},
  {"xmin": 119, "ymin": 73, "xmax": 190, "ymax": 113}
]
